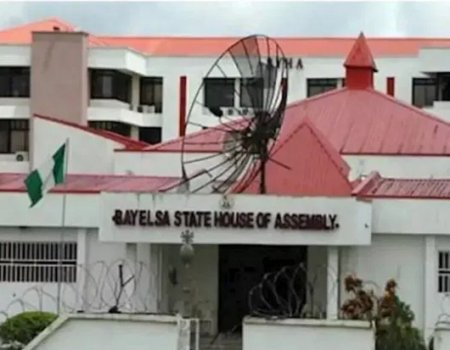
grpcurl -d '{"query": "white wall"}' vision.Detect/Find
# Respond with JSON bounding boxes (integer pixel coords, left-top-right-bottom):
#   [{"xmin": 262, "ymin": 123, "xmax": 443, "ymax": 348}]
[
  {"xmin": 345, "ymin": 155, "xmax": 450, "ymax": 179},
  {"xmin": 434, "ymin": 324, "xmax": 450, "ymax": 350},
  {"xmin": 0, "ymin": 227, "xmax": 141, "ymax": 320},
  {"xmin": 100, "ymin": 193, "xmax": 372, "ymax": 246},
  {"xmin": 243, "ymin": 318, "xmax": 374, "ymax": 350},
  {"xmin": 32, "ymin": 117, "xmax": 123, "ymax": 174},
  {"xmin": 114, "ymin": 152, "xmax": 450, "ymax": 183},
  {"xmin": 165, "ymin": 244, "xmax": 218, "ymax": 334},
  {"xmin": 25, "ymin": 314, "xmax": 189, "ymax": 350},
  {"xmin": 340, "ymin": 234, "xmax": 425, "ymax": 330}
]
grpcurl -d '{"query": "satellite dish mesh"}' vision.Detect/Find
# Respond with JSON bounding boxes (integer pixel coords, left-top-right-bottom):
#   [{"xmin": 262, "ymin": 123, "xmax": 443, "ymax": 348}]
[{"xmin": 176, "ymin": 35, "xmax": 289, "ymax": 194}]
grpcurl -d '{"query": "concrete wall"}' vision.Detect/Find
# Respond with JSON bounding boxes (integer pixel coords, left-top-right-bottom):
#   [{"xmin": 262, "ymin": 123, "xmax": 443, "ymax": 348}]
[
  {"xmin": 24, "ymin": 314, "xmax": 189, "ymax": 350},
  {"xmin": 340, "ymin": 234, "xmax": 425, "ymax": 331},
  {"xmin": 30, "ymin": 32, "xmax": 88, "ymax": 126},
  {"xmin": 32, "ymin": 116, "xmax": 121, "ymax": 173},
  {"xmin": 243, "ymin": 318, "xmax": 374, "ymax": 350},
  {"xmin": 433, "ymin": 324, "xmax": 450, "ymax": 350}
]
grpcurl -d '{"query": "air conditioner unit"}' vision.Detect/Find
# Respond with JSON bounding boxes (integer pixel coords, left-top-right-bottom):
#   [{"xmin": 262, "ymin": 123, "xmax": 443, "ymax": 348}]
[
  {"xmin": 15, "ymin": 151, "xmax": 28, "ymax": 162},
  {"xmin": 142, "ymin": 105, "xmax": 156, "ymax": 114}
]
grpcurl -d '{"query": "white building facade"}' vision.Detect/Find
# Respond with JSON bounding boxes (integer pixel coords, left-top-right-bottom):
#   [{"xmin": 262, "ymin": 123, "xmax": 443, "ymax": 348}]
[{"xmin": 2, "ymin": 18, "xmax": 450, "ymax": 348}]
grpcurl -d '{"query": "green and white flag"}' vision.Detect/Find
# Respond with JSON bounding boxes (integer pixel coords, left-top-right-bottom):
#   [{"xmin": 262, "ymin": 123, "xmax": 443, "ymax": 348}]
[{"xmin": 24, "ymin": 142, "xmax": 67, "ymax": 207}]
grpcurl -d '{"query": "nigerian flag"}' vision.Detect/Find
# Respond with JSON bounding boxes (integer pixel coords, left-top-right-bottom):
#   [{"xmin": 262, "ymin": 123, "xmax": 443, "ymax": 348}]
[{"xmin": 24, "ymin": 142, "xmax": 67, "ymax": 207}]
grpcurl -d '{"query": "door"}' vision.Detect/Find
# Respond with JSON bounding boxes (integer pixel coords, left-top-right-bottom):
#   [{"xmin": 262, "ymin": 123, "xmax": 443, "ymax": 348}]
[{"xmin": 218, "ymin": 245, "xmax": 306, "ymax": 333}]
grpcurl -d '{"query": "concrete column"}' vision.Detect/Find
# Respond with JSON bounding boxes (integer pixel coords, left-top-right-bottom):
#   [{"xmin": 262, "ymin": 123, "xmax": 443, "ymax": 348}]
[
  {"xmin": 130, "ymin": 126, "xmax": 139, "ymax": 140},
  {"xmin": 76, "ymin": 229, "xmax": 88, "ymax": 311},
  {"xmin": 326, "ymin": 246, "xmax": 339, "ymax": 319},
  {"xmin": 424, "ymin": 236, "xmax": 437, "ymax": 342},
  {"xmin": 131, "ymin": 74, "xmax": 140, "ymax": 110}
]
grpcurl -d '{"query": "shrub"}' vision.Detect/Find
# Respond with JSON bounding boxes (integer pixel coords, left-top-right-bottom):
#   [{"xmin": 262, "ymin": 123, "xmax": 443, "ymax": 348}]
[
  {"xmin": 341, "ymin": 275, "xmax": 426, "ymax": 350},
  {"xmin": 0, "ymin": 311, "xmax": 57, "ymax": 348}
]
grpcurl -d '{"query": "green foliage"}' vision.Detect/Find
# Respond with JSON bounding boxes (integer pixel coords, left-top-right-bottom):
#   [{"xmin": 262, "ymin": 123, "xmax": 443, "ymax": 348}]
[
  {"xmin": 0, "ymin": 311, "xmax": 57, "ymax": 348},
  {"xmin": 341, "ymin": 276, "xmax": 426, "ymax": 350}
]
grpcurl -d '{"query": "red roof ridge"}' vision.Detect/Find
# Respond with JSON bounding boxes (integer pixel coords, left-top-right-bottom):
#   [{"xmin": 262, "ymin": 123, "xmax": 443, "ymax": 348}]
[
  {"xmin": 275, "ymin": 116, "xmax": 351, "ymax": 179},
  {"xmin": 351, "ymin": 171, "xmax": 382, "ymax": 196},
  {"xmin": 344, "ymin": 32, "xmax": 377, "ymax": 71},
  {"xmin": 352, "ymin": 175, "xmax": 450, "ymax": 200},
  {"xmin": 0, "ymin": 17, "xmax": 75, "ymax": 33},
  {"xmin": 33, "ymin": 114, "xmax": 148, "ymax": 150},
  {"xmin": 98, "ymin": 35, "xmax": 450, "ymax": 41},
  {"xmin": 288, "ymin": 86, "xmax": 347, "ymax": 109},
  {"xmin": 369, "ymin": 88, "xmax": 450, "ymax": 128}
]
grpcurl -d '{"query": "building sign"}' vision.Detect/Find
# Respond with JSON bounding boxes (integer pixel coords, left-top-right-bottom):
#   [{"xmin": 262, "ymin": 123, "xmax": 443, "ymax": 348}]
[
  {"xmin": 267, "ymin": 57, "xmax": 304, "ymax": 70},
  {"xmin": 111, "ymin": 210, "xmax": 338, "ymax": 231}
]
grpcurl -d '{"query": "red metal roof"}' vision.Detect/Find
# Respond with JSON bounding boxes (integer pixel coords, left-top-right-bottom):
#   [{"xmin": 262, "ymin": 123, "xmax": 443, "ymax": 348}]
[
  {"xmin": 133, "ymin": 33, "xmax": 450, "ymax": 156},
  {"xmin": 353, "ymin": 172, "xmax": 450, "ymax": 199},
  {"xmin": 233, "ymin": 118, "xmax": 353, "ymax": 196},
  {"xmin": 344, "ymin": 33, "xmax": 377, "ymax": 71},
  {"xmin": 4, "ymin": 18, "xmax": 450, "ymax": 57},
  {"xmin": 0, "ymin": 173, "xmax": 180, "ymax": 194},
  {"xmin": 283, "ymin": 88, "xmax": 450, "ymax": 155},
  {"xmin": 131, "ymin": 86, "xmax": 450, "ymax": 156},
  {"xmin": 34, "ymin": 114, "xmax": 149, "ymax": 150},
  {"xmin": 0, "ymin": 18, "xmax": 107, "ymax": 47}
]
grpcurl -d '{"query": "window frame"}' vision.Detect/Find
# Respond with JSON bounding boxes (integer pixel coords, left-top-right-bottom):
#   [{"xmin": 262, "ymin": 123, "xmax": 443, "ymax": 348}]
[
  {"xmin": 412, "ymin": 77, "xmax": 437, "ymax": 108},
  {"xmin": 0, "ymin": 241, "xmax": 77, "ymax": 283},
  {"xmin": 307, "ymin": 78, "xmax": 340, "ymax": 98},
  {"xmin": 88, "ymin": 121, "xmax": 131, "ymax": 137},
  {"xmin": 203, "ymin": 78, "xmax": 236, "ymax": 108},
  {"xmin": 90, "ymin": 69, "xmax": 132, "ymax": 104},
  {"xmin": 438, "ymin": 251, "xmax": 450, "ymax": 293},
  {"xmin": 240, "ymin": 77, "xmax": 264, "ymax": 109},
  {"xmin": 0, "ymin": 119, "xmax": 29, "ymax": 154},
  {"xmin": 0, "ymin": 67, "xmax": 30, "ymax": 98},
  {"xmin": 140, "ymin": 77, "xmax": 163, "ymax": 113}
]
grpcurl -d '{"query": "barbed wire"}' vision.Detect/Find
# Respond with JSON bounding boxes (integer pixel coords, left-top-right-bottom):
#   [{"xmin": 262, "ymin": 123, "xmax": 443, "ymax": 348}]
[
  {"xmin": 0, "ymin": 258, "xmax": 159, "ymax": 323},
  {"xmin": 248, "ymin": 263, "xmax": 339, "ymax": 319}
]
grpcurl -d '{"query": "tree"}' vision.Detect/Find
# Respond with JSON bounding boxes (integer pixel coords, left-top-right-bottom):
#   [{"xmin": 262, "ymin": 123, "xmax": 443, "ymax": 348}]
[{"xmin": 341, "ymin": 275, "xmax": 426, "ymax": 350}]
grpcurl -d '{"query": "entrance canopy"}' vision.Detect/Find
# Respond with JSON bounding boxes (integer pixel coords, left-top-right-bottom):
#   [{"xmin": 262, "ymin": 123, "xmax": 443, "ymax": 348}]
[{"xmin": 99, "ymin": 192, "xmax": 372, "ymax": 246}]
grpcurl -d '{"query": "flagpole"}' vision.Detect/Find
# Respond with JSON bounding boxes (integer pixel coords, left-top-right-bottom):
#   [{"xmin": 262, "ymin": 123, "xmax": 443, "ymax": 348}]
[{"xmin": 57, "ymin": 138, "xmax": 70, "ymax": 314}]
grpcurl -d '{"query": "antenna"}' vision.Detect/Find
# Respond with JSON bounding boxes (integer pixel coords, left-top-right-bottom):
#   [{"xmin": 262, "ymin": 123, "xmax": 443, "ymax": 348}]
[{"xmin": 174, "ymin": 35, "xmax": 289, "ymax": 194}]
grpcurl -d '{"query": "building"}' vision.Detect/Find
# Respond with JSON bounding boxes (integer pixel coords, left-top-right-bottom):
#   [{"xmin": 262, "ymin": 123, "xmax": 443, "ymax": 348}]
[
  {"xmin": 3, "ymin": 18, "xmax": 450, "ymax": 174},
  {"xmin": 2, "ymin": 17, "xmax": 450, "ymax": 348}
]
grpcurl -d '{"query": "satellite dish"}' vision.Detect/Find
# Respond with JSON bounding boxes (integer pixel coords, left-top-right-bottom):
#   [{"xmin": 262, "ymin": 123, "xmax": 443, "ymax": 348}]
[{"xmin": 178, "ymin": 35, "xmax": 289, "ymax": 194}]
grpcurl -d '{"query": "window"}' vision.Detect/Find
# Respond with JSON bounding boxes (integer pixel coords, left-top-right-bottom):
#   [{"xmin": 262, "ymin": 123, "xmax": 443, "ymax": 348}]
[
  {"xmin": 139, "ymin": 127, "xmax": 162, "ymax": 145},
  {"xmin": 240, "ymin": 78, "xmax": 264, "ymax": 109},
  {"xmin": 89, "ymin": 121, "xmax": 131, "ymax": 137},
  {"xmin": 412, "ymin": 78, "xmax": 437, "ymax": 108},
  {"xmin": 140, "ymin": 77, "xmax": 163, "ymax": 113},
  {"xmin": 90, "ymin": 69, "xmax": 132, "ymax": 103},
  {"xmin": 0, "ymin": 241, "xmax": 77, "ymax": 283},
  {"xmin": 439, "ymin": 251, "xmax": 450, "ymax": 293},
  {"xmin": 204, "ymin": 78, "xmax": 235, "ymax": 108},
  {"xmin": 0, "ymin": 67, "xmax": 30, "ymax": 98},
  {"xmin": 307, "ymin": 78, "xmax": 340, "ymax": 97},
  {"xmin": 0, "ymin": 120, "xmax": 29, "ymax": 154}
]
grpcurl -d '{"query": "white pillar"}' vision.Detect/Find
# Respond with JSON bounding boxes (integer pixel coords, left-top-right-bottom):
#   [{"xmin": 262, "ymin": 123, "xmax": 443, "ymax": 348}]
[
  {"xmin": 131, "ymin": 74, "xmax": 140, "ymax": 109},
  {"xmin": 326, "ymin": 246, "xmax": 339, "ymax": 319},
  {"xmin": 424, "ymin": 236, "xmax": 437, "ymax": 342},
  {"xmin": 76, "ymin": 229, "xmax": 88, "ymax": 311}
]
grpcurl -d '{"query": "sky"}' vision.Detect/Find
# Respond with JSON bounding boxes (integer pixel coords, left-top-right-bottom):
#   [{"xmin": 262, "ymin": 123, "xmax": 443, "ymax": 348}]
[{"xmin": 1, "ymin": 1, "xmax": 450, "ymax": 37}]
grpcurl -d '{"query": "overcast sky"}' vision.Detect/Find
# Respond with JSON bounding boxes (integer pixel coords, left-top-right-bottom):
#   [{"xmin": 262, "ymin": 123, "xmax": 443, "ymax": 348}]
[{"xmin": 1, "ymin": 1, "xmax": 450, "ymax": 37}]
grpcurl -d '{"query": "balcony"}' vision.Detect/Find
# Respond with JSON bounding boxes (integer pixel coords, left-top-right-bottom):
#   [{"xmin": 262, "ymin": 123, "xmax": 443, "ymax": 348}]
[{"xmin": 88, "ymin": 99, "xmax": 162, "ymax": 127}]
